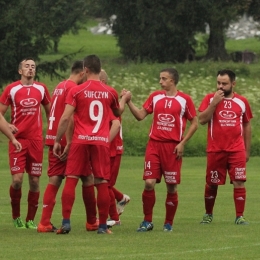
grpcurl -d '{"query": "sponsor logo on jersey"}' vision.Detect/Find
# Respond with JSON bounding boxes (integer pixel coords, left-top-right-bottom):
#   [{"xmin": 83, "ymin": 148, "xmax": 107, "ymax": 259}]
[
  {"xmin": 219, "ymin": 110, "xmax": 236, "ymax": 119},
  {"xmin": 20, "ymin": 98, "xmax": 38, "ymax": 107},
  {"xmin": 158, "ymin": 113, "xmax": 175, "ymax": 123},
  {"xmin": 11, "ymin": 166, "xmax": 20, "ymax": 171},
  {"xmin": 144, "ymin": 171, "xmax": 152, "ymax": 176}
]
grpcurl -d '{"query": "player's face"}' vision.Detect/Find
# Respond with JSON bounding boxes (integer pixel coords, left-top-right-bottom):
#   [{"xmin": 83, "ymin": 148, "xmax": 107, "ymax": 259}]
[
  {"xmin": 159, "ymin": 72, "xmax": 174, "ymax": 91},
  {"xmin": 19, "ymin": 60, "xmax": 36, "ymax": 79},
  {"xmin": 217, "ymin": 74, "xmax": 235, "ymax": 97}
]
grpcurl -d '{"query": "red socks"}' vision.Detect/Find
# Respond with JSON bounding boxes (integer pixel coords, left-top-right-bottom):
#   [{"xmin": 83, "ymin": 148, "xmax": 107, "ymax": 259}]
[
  {"xmin": 165, "ymin": 192, "xmax": 178, "ymax": 225},
  {"xmin": 142, "ymin": 189, "xmax": 155, "ymax": 222},
  {"xmin": 234, "ymin": 187, "xmax": 246, "ymax": 217},
  {"xmin": 82, "ymin": 184, "xmax": 97, "ymax": 224},
  {"xmin": 204, "ymin": 184, "xmax": 218, "ymax": 215},
  {"xmin": 61, "ymin": 177, "xmax": 79, "ymax": 219},
  {"xmin": 95, "ymin": 183, "xmax": 110, "ymax": 226},
  {"xmin": 111, "ymin": 187, "xmax": 124, "ymax": 202},
  {"xmin": 9, "ymin": 185, "xmax": 21, "ymax": 219},
  {"xmin": 40, "ymin": 184, "xmax": 59, "ymax": 225},
  {"xmin": 109, "ymin": 187, "xmax": 120, "ymax": 221},
  {"xmin": 26, "ymin": 190, "xmax": 40, "ymax": 222}
]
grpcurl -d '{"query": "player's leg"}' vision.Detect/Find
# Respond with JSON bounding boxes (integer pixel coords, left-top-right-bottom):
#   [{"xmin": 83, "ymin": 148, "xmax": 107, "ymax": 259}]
[
  {"xmin": 81, "ymin": 174, "xmax": 99, "ymax": 231},
  {"xmin": 90, "ymin": 145, "xmax": 112, "ymax": 234},
  {"xmin": 111, "ymin": 155, "xmax": 130, "ymax": 216},
  {"xmin": 38, "ymin": 146, "xmax": 64, "ymax": 232},
  {"xmin": 161, "ymin": 141, "xmax": 182, "ymax": 232},
  {"xmin": 9, "ymin": 140, "xmax": 27, "ymax": 228},
  {"xmin": 25, "ymin": 140, "xmax": 44, "ymax": 229},
  {"xmin": 109, "ymin": 155, "xmax": 121, "ymax": 223},
  {"xmin": 137, "ymin": 140, "xmax": 160, "ymax": 232},
  {"xmin": 229, "ymin": 151, "xmax": 248, "ymax": 225},
  {"xmin": 56, "ymin": 143, "xmax": 84, "ymax": 234},
  {"xmin": 201, "ymin": 152, "xmax": 227, "ymax": 224}
]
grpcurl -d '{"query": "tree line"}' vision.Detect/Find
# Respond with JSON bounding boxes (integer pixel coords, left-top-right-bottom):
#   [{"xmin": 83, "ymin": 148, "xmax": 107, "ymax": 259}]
[{"xmin": 1, "ymin": 0, "xmax": 260, "ymax": 87}]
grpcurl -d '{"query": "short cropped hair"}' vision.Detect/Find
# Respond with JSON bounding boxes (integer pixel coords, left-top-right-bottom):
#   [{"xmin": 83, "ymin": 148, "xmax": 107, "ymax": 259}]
[
  {"xmin": 71, "ymin": 60, "xmax": 84, "ymax": 74},
  {"xmin": 217, "ymin": 69, "xmax": 236, "ymax": 82},
  {"xmin": 83, "ymin": 55, "xmax": 101, "ymax": 74},
  {"xmin": 18, "ymin": 57, "xmax": 35, "ymax": 70},
  {"xmin": 160, "ymin": 68, "xmax": 179, "ymax": 85}
]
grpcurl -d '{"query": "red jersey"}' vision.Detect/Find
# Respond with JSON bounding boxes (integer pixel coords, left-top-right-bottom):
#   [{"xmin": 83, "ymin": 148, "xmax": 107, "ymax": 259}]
[
  {"xmin": 109, "ymin": 113, "xmax": 123, "ymax": 157},
  {"xmin": 45, "ymin": 80, "xmax": 77, "ymax": 147},
  {"xmin": 0, "ymin": 80, "xmax": 51, "ymax": 140},
  {"xmin": 198, "ymin": 92, "xmax": 253, "ymax": 152},
  {"xmin": 66, "ymin": 80, "xmax": 119, "ymax": 147},
  {"xmin": 143, "ymin": 90, "xmax": 196, "ymax": 142}
]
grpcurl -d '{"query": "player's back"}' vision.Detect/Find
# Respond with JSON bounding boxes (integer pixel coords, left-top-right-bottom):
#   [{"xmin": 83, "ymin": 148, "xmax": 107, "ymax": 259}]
[
  {"xmin": 45, "ymin": 80, "xmax": 77, "ymax": 146},
  {"xmin": 66, "ymin": 80, "xmax": 119, "ymax": 147}
]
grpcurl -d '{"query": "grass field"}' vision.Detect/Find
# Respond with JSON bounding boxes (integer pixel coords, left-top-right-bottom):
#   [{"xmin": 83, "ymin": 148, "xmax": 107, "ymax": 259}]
[{"xmin": 0, "ymin": 141, "xmax": 259, "ymax": 260}]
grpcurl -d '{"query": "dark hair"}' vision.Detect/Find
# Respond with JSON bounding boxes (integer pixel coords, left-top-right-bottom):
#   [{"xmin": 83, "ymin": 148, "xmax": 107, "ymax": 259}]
[
  {"xmin": 217, "ymin": 69, "xmax": 236, "ymax": 82},
  {"xmin": 71, "ymin": 60, "xmax": 84, "ymax": 74},
  {"xmin": 83, "ymin": 54, "xmax": 101, "ymax": 74},
  {"xmin": 160, "ymin": 68, "xmax": 179, "ymax": 85},
  {"xmin": 18, "ymin": 57, "xmax": 35, "ymax": 70}
]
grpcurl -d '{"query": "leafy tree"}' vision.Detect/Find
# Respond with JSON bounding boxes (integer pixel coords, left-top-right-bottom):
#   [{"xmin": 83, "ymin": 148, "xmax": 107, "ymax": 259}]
[
  {"xmin": 197, "ymin": 0, "xmax": 252, "ymax": 61},
  {"xmin": 98, "ymin": 0, "xmax": 254, "ymax": 62},
  {"xmin": 98, "ymin": 0, "xmax": 205, "ymax": 63},
  {"xmin": 36, "ymin": 0, "xmax": 89, "ymax": 53},
  {"xmin": 0, "ymin": 0, "xmax": 88, "ymax": 88}
]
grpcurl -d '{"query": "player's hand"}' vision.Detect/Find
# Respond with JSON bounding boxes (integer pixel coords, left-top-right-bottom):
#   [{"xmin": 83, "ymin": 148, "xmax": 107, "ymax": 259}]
[
  {"xmin": 120, "ymin": 88, "xmax": 128, "ymax": 97},
  {"xmin": 59, "ymin": 144, "xmax": 71, "ymax": 161},
  {"xmin": 53, "ymin": 142, "xmax": 62, "ymax": 158},
  {"xmin": 212, "ymin": 89, "xmax": 224, "ymax": 105},
  {"xmin": 121, "ymin": 91, "xmax": 132, "ymax": 103},
  {"xmin": 9, "ymin": 124, "xmax": 18, "ymax": 134},
  {"xmin": 12, "ymin": 139, "xmax": 22, "ymax": 152},
  {"xmin": 173, "ymin": 143, "xmax": 184, "ymax": 160}
]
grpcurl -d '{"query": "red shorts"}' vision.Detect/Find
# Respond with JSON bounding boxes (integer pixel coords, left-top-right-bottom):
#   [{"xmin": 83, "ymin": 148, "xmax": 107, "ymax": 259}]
[
  {"xmin": 206, "ymin": 151, "xmax": 246, "ymax": 185},
  {"xmin": 143, "ymin": 139, "xmax": 182, "ymax": 184},
  {"xmin": 66, "ymin": 143, "xmax": 110, "ymax": 180},
  {"xmin": 9, "ymin": 139, "xmax": 44, "ymax": 176},
  {"xmin": 47, "ymin": 146, "xmax": 66, "ymax": 177},
  {"xmin": 110, "ymin": 154, "xmax": 122, "ymax": 186}
]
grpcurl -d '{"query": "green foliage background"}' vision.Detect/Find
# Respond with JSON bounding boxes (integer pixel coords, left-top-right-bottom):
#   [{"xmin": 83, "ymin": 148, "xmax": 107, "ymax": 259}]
[{"xmin": 1, "ymin": 21, "xmax": 260, "ymax": 156}]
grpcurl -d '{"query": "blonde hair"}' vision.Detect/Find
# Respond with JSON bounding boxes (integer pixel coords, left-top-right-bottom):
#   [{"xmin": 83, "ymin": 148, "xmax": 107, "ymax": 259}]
[{"xmin": 99, "ymin": 69, "xmax": 108, "ymax": 84}]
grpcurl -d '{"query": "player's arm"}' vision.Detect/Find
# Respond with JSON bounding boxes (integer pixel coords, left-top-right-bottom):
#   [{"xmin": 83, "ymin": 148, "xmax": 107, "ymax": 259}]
[
  {"xmin": 174, "ymin": 116, "xmax": 198, "ymax": 159},
  {"xmin": 199, "ymin": 90, "xmax": 224, "ymax": 125},
  {"xmin": 243, "ymin": 121, "xmax": 251, "ymax": 162},
  {"xmin": 113, "ymin": 91, "xmax": 132, "ymax": 117},
  {"xmin": 110, "ymin": 119, "xmax": 120, "ymax": 142},
  {"xmin": 53, "ymin": 104, "xmax": 75, "ymax": 157},
  {"xmin": 43, "ymin": 103, "xmax": 51, "ymax": 120},
  {"xmin": 126, "ymin": 100, "xmax": 148, "ymax": 121},
  {"xmin": 0, "ymin": 102, "xmax": 18, "ymax": 133},
  {"xmin": 0, "ymin": 113, "xmax": 22, "ymax": 152},
  {"xmin": 59, "ymin": 116, "xmax": 74, "ymax": 161}
]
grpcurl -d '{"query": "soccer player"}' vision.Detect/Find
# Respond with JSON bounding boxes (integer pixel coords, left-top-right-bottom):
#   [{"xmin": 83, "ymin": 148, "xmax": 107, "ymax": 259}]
[
  {"xmin": 0, "ymin": 113, "xmax": 22, "ymax": 152},
  {"xmin": 54, "ymin": 55, "xmax": 130, "ymax": 234},
  {"xmin": 199, "ymin": 69, "xmax": 252, "ymax": 225},
  {"xmin": 99, "ymin": 70, "xmax": 130, "ymax": 226},
  {"xmin": 123, "ymin": 68, "xmax": 198, "ymax": 232},
  {"xmin": 0, "ymin": 58, "xmax": 51, "ymax": 229},
  {"xmin": 37, "ymin": 60, "xmax": 98, "ymax": 232}
]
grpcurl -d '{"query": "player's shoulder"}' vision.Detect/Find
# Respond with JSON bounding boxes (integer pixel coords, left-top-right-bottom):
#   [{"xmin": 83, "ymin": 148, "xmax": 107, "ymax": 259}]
[
  {"xmin": 4, "ymin": 80, "xmax": 21, "ymax": 89},
  {"xmin": 233, "ymin": 92, "xmax": 248, "ymax": 102},
  {"xmin": 33, "ymin": 80, "xmax": 48, "ymax": 89},
  {"xmin": 149, "ymin": 90, "xmax": 165, "ymax": 97},
  {"xmin": 177, "ymin": 90, "xmax": 194, "ymax": 100}
]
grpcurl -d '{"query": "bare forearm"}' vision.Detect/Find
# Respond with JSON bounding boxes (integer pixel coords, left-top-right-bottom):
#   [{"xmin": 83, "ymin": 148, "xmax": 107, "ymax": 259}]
[
  {"xmin": 127, "ymin": 100, "xmax": 147, "ymax": 121},
  {"xmin": 55, "ymin": 118, "xmax": 69, "ymax": 143},
  {"xmin": 180, "ymin": 117, "xmax": 198, "ymax": 145}
]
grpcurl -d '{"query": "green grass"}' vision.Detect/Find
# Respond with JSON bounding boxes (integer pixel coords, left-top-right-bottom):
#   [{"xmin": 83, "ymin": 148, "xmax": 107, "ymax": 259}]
[{"xmin": 0, "ymin": 141, "xmax": 259, "ymax": 260}]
